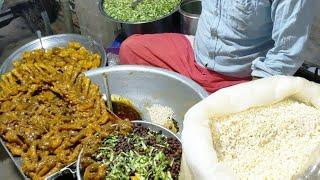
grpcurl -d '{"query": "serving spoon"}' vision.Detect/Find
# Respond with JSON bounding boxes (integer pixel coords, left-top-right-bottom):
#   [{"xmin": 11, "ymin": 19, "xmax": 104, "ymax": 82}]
[
  {"xmin": 103, "ymin": 72, "xmax": 113, "ymax": 112},
  {"xmin": 36, "ymin": 30, "xmax": 44, "ymax": 49}
]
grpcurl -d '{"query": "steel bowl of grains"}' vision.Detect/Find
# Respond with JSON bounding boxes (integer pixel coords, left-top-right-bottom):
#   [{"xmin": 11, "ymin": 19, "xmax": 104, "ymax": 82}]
[
  {"xmin": 99, "ymin": 0, "xmax": 181, "ymax": 35},
  {"xmin": 84, "ymin": 65, "xmax": 208, "ymax": 137},
  {"xmin": 76, "ymin": 120, "xmax": 182, "ymax": 180}
]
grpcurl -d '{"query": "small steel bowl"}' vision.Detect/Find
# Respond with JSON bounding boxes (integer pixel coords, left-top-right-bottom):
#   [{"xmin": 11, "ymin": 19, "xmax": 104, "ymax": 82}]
[
  {"xmin": 76, "ymin": 120, "xmax": 181, "ymax": 180},
  {"xmin": 179, "ymin": 0, "xmax": 202, "ymax": 35}
]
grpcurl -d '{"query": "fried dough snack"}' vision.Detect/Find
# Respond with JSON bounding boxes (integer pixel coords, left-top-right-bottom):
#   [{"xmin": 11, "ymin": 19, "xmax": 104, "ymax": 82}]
[
  {"xmin": 0, "ymin": 62, "xmax": 130, "ymax": 179},
  {"xmin": 13, "ymin": 42, "xmax": 101, "ymax": 72}
]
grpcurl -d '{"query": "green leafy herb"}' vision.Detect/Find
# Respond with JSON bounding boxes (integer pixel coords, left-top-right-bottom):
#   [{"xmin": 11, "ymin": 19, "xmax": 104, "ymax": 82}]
[
  {"xmin": 95, "ymin": 128, "xmax": 178, "ymax": 180},
  {"xmin": 103, "ymin": 0, "xmax": 181, "ymax": 22}
]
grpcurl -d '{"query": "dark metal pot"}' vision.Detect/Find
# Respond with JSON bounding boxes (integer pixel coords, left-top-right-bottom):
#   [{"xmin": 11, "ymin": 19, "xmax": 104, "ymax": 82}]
[
  {"xmin": 179, "ymin": 0, "xmax": 202, "ymax": 35},
  {"xmin": 99, "ymin": 0, "xmax": 181, "ymax": 35}
]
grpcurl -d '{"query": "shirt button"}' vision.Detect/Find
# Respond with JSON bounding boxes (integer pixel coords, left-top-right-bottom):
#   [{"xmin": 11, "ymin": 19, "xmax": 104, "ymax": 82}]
[
  {"xmin": 211, "ymin": 28, "xmax": 217, "ymax": 37},
  {"xmin": 214, "ymin": 10, "xmax": 218, "ymax": 16},
  {"xmin": 208, "ymin": 51, "xmax": 214, "ymax": 59}
]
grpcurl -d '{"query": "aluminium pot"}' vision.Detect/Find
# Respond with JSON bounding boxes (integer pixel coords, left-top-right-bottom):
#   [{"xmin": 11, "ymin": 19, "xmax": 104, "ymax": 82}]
[
  {"xmin": 83, "ymin": 65, "xmax": 208, "ymax": 137},
  {"xmin": 99, "ymin": 0, "xmax": 181, "ymax": 35},
  {"xmin": 179, "ymin": 0, "xmax": 202, "ymax": 35}
]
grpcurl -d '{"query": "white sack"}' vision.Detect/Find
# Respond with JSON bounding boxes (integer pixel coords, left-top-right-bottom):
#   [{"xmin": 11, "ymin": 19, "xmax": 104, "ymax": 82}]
[{"xmin": 180, "ymin": 76, "xmax": 320, "ymax": 180}]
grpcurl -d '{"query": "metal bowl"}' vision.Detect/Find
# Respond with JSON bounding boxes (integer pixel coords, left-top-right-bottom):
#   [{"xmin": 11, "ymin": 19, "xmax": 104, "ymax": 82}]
[
  {"xmin": 76, "ymin": 120, "xmax": 181, "ymax": 180},
  {"xmin": 0, "ymin": 34, "xmax": 107, "ymax": 74},
  {"xmin": 85, "ymin": 65, "xmax": 208, "ymax": 137},
  {"xmin": 179, "ymin": 0, "xmax": 202, "ymax": 35},
  {"xmin": 99, "ymin": 0, "xmax": 181, "ymax": 35}
]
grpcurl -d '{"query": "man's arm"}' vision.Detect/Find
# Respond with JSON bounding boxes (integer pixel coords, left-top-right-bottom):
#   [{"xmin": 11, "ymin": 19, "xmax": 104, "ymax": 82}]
[{"xmin": 251, "ymin": 0, "xmax": 318, "ymax": 78}]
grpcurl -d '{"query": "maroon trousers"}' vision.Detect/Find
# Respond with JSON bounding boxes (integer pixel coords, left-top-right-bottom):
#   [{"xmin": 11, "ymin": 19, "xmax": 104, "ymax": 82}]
[{"xmin": 119, "ymin": 33, "xmax": 250, "ymax": 93}]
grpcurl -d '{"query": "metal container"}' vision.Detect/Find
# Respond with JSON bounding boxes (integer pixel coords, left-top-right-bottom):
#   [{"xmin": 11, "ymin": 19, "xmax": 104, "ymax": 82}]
[
  {"xmin": 76, "ymin": 120, "xmax": 181, "ymax": 180},
  {"xmin": 51, "ymin": 65, "xmax": 206, "ymax": 179},
  {"xmin": 0, "ymin": 65, "xmax": 207, "ymax": 179},
  {"xmin": 0, "ymin": 34, "xmax": 107, "ymax": 74},
  {"xmin": 179, "ymin": 0, "xmax": 202, "ymax": 35},
  {"xmin": 84, "ymin": 65, "xmax": 208, "ymax": 137},
  {"xmin": 0, "ymin": 141, "xmax": 26, "ymax": 180},
  {"xmin": 0, "ymin": 135, "xmax": 76, "ymax": 179},
  {"xmin": 99, "ymin": 0, "xmax": 181, "ymax": 35}
]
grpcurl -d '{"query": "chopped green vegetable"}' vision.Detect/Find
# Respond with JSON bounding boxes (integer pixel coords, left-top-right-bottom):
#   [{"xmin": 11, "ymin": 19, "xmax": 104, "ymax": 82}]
[
  {"xmin": 94, "ymin": 125, "xmax": 181, "ymax": 179},
  {"xmin": 103, "ymin": 0, "xmax": 181, "ymax": 22}
]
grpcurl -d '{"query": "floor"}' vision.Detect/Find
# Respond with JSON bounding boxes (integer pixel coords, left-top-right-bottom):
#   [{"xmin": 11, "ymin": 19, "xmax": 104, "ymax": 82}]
[
  {"xmin": 0, "ymin": 17, "xmax": 35, "ymax": 66},
  {"xmin": 0, "ymin": 15, "xmax": 68, "ymax": 67}
]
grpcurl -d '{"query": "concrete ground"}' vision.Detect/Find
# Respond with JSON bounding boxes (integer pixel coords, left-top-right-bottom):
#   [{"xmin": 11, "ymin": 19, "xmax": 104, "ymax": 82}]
[
  {"xmin": 0, "ymin": 14, "xmax": 68, "ymax": 67},
  {"xmin": 0, "ymin": 17, "xmax": 36, "ymax": 66}
]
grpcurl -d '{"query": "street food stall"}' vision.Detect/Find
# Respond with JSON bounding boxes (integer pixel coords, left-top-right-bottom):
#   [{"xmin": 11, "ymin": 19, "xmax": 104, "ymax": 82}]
[
  {"xmin": 0, "ymin": 33, "xmax": 207, "ymax": 179},
  {"xmin": 0, "ymin": 0, "xmax": 320, "ymax": 180}
]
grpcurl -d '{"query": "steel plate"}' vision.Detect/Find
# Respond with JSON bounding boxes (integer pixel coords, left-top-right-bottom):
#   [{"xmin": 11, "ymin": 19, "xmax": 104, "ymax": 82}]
[
  {"xmin": 0, "ymin": 139, "xmax": 25, "ymax": 180},
  {"xmin": 0, "ymin": 34, "xmax": 107, "ymax": 74}
]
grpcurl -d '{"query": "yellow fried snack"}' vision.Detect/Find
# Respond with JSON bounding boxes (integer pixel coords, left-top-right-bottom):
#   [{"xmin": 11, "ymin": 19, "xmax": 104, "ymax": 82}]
[
  {"xmin": 13, "ymin": 42, "xmax": 101, "ymax": 72},
  {"xmin": 0, "ymin": 43, "xmax": 129, "ymax": 180}
]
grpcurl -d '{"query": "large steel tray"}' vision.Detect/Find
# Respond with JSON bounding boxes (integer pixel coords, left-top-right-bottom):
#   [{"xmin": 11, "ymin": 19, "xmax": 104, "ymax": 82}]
[
  {"xmin": 0, "ymin": 138, "xmax": 25, "ymax": 180},
  {"xmin": 0, "ymin": 34, "xmax": 107, "ymax": 74},
  {"xmin": 0, "ymin": 138, "xmax": 76, "ymax": 180},
  {"xmin": 0, "ymin": 33, "xmax": 108, "ymax": 179}
]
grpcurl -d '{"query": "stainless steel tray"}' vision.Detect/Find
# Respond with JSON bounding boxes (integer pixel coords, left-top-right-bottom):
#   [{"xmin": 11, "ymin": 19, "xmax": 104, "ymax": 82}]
[
  {"xmin": 0, "ymin": 34, "xmax": 108, "ymax": 180},
  {"xmin": 0, "ymin": 138, "xmax": 25, "ymax": 180},
  {"xmin": 0, "ymin": 138, "xmax": 76, "ymax": 180},
  {"xmin": 0, "ymin": 34, "xmax": 107, "ymax": 74}
]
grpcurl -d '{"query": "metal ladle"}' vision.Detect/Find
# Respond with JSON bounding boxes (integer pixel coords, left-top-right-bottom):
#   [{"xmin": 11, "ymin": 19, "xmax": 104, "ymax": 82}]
[
  {"xmin": 131, "ymin": 0, "xmax": 143, "ymax": 9},
  {"xmin": 36, "ymin": 30, "xmax": 44, "ymax": 49},
  {"xmin": 103, "ymin": 72, "xmax": 113, "ymax": 112}
]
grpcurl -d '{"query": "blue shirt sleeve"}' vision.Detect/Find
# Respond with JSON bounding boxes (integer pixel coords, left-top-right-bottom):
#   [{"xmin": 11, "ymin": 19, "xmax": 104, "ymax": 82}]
[{"xmin": 251, "ymin": 0, "xmax": 318, "ymax": 77}]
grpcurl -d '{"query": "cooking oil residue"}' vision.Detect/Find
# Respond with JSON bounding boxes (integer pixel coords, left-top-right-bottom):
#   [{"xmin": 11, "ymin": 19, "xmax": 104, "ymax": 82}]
[
  {"xmin": 112, "ymin": 101, "xmax": 141, "ymax": 121},
  {"xmin": 110, "ymin": 95, "xmax": 141, "ymax": 121}
]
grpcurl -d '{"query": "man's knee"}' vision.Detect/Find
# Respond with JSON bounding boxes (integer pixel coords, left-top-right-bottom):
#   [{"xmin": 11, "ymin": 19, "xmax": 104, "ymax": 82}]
[
  {"xmin": 119, "ymin": 35, "xmax": 143, "ymax": 64},
  {"xmin": 120, "ymin": 35, "xmax": 141, "ymax": 58},
  {"xmin": 120, "ymin": 35, "xmax": 142, "ymax": 51}
]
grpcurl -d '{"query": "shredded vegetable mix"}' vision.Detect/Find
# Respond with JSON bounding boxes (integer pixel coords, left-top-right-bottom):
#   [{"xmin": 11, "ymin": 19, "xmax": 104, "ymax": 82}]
[
  {"xmin": 93, "ymin": 125, "xmax": 182, "ymax": 180},
  {"xmin": 103, "ymin": 0, "xmax": 181, "ymax": 22}
]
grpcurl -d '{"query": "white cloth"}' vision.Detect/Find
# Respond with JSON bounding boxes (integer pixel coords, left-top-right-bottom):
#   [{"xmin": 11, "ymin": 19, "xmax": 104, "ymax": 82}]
[{"xmin": 180, "ymin": 76, "xmax": 320, "ymax": 180}]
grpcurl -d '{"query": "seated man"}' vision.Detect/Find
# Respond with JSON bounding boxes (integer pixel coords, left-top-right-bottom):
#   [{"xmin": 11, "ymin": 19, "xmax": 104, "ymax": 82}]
[{"xmin": 120, "ymin": 0, "xmax": 318, "ymax": 93}]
